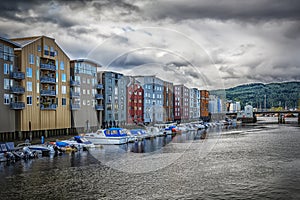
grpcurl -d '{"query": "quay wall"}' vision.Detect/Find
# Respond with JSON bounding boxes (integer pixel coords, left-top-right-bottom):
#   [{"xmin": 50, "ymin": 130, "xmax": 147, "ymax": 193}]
[{"xmin": 211, "ymin": 113, "xmax": 226, "ymax": 121}]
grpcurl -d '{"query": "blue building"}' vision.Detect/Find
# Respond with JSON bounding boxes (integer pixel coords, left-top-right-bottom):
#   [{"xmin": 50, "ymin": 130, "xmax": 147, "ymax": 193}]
[
  {"xmin": 101, "ymin": 71, "xmax": 123, "ymax": 127},
  {"xmin": 135, "ymin": 76, "xmax": 164, "ymax": 124}
]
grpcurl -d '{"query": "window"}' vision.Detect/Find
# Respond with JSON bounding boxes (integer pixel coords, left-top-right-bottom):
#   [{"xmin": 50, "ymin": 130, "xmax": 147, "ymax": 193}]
[
  {"xmin": 62, "ymin": 85, "xmax": 66, "ymax": 94},
  {"xmin": 36, "ymin": 56, "xmax": 40, "ymax": 67},
  {"xmin": 27, "ymin": 81, "xmax": 32, "ymax": 91},
  {"xmin": 37, "ymin": 45, "xmax": 41, "ymax": 52},
  {"xmin": 87, "ymin": 90, "xmax": 90, "ymax": 95},
  {"xmin": 4, "ymin": 78, "xmax": 11, "ymax": 90},
  {"xmin": 26, "ymin": 67, "xmax": 32, "ymax": 77},
  {"xmin": 87, "ymin": 79, "xmax": 90, "ymax": 84},
  {"xmin": 83, "ymin": 100, "xmax": 86, "ymax": 106},
  {"xmin": 37, "ymin": 83, "xmax": 39, "ymax": 93},
  {"xmin": 4, "ymin": 63, "xmax": 9, "ymax": 74},
  {"xmin": 62, "ymin": 73, "xmax": 66, "ymax": 82},
  {"xmin": 56, "ymin": 73, "xmax": 58, "ymax": 82},
  {"xmin": 56, "ymin": 85, "xmax": 58, "ymax": 94},
  {"xmin": 75, "ymin": 76, "xmax": 80, "ymax": 82},
  {"xmin": 60, "ymin": 61, "xmax": 64, "ymax": 70},
  {"xmin": 83, "ymin": 89, "xmax": 86, "ymax": 94},
  {"xmin": 4, "ymin": 94, "xmax": 10, "ymax": 104},
  {"xmin": 56, "ymin": 60, "xmax": 58, "ymax": 70},
  {"xmin": 36, "ymin": 70, "xmax": 39, "ymax": 80},
  {"xmin": 29, "ymin": 54, "xmax": 34, "ymax": 64},
  {"xmin": 62, "ymin": 98, "xmax": 66, "ymax": 106},
  {"xmin": 27, "ymin": 96, "xmax": 32, "ymax": 105}
]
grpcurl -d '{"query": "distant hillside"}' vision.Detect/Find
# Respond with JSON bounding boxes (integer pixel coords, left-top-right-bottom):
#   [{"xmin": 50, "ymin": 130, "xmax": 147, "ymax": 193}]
[{"xmin": 210, "ymin": 82, "xmax": 300, "ymax": 109}]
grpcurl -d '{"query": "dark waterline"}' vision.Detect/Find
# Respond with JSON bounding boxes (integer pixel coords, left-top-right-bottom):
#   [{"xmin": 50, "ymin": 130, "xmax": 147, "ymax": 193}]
[{"xmin": 0, "ymin": 119, "xmax": 299, "ymax": 199}]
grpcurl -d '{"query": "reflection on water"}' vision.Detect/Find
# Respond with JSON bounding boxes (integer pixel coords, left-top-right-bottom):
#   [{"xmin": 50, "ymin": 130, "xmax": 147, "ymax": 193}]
[{"xmin": 0, "ymin": 121, "xmax": 299, "ymax": 200}]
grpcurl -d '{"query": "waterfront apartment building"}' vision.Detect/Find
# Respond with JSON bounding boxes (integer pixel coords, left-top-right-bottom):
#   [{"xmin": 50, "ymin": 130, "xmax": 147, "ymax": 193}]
[
  {"xmin": 174, "ymin": 85, "xmax": 190, "ymax": 122},
  {"xmin": 96, "ymin": 73, "xmax": 104, "ymax": 128},
  {"xmin": 190, "ymin": 88, "xmax": 200, "ymax": 120},
  {"xmin": 117, "ymin": 76, "xmax": 127, "ymax": 126},
  {"xmin": 70, "ymin": 59, "xmax": 100, "ymax": 133},
  {"xmin": 163, "ymin": 81, "xmax": 174, "ymax": 122},
  {"xmin": 101, "ymin": 71, "xmax": 123, "ymax": 127},
  {"xmin": 126, "ymin": 76, "xmax": 144, "ymax": 125},
  {"xmin": 10, "ymin": 36, "xmax": 71, "ymax": 139},
  {"xmin": 135, "ymin": 76, "xmax": 164, "ymax": 124},
  {"xmin": 0, "ymin": 37, "xmax": 22, "ymax": 141},
  {"xmin": 200, "ymin": 90, "xmax": 210, "ymax": 121}
]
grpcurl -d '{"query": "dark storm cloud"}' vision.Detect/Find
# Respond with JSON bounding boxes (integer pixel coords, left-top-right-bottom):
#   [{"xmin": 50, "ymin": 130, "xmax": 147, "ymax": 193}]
[
  {"xmin": 0, "ymin": 0, "xmax": 139, "ymax": 29},
  {"xmin": 109, "ymin": 53, "xmax": 155, "ymax": 68},
  {"xmin": 284, "ymin": 22, "xmax": 300, "ymax": 39},
  {"xmin": 0, "ymin": 0, "xmax": 83, "ymax": 28},
  {"xmin": 92, "ymin": 0, "xmax": 139, "ymax": 13},
  {"xmin": 144, "ymin": 0, "xmax": 300, "ymax": 22}
]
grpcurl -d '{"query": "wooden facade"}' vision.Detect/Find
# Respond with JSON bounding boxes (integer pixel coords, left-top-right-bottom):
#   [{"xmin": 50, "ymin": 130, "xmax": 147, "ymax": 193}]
[
  {"xmin": 11, "ymin": 36, "xmax": 71, "ymax": 133},
  {"xmin": 0, "ymin": 37, "xmax": 21, "ymax": 137},
  {"xmin": 200, "ymin": 90, "xmax": 210, "ymax": 121},
  {"xmin": 163, "ymin": 81, "xmax": 174, "ymax": 122}
]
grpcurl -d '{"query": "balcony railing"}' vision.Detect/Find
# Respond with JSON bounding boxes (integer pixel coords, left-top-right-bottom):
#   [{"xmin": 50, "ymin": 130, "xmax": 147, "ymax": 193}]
[
  {"xmin": 40, "ymin": 63, "xmax": 56, "ymax": 71},
  {"xmin": 40, "ymin": 90, "xmax": 56, "ymax": 96},
  {"xmin": 70, "ymin": 80, "xmax": 80, "ymax": 86},
  {"xmin": 95, "ymin": 94, "xmax": 104, "ymax": 99},
  {"xmin": 96, "ymin": 84, "xmax": 104, "ymax": 89},
  {"xmin": 40, "ymin": 104, "xmax": 57, "ymax": 110},
  {"xmin": 95, "ymin": 105, "xmax": 104, "ymax": 110},
  {"xmin": 10, "ymin": 102, "xmax": 25, "ymax": 110},
  {"xmin": 70, "ymin": 91, "xmax": 80, "ymax": 98},
  {"xmin": 10, "ymin": 71, "xmax": 25, "ymax": 80},
  {"xmin": 70, "ymin": 104, "xmax": 81, "ymax": 110},
  {"xmin": 40, "ymin": 76, "xmax": 56, "ymax": 84},
  {"xmin": 10, "ymin": 86, "xmax": 25, "ymax": 94}
]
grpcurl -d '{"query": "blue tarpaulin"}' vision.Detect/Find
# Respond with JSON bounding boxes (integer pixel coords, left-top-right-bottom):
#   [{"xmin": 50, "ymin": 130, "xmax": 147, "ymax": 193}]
[{"xmin": 55, "ymin": 141, "xmax": 69, "ymax": 147}]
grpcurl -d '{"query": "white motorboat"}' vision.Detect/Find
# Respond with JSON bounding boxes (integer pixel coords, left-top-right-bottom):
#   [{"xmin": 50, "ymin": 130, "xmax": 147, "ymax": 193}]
[{"xmin": 84, "ymin": 128, "xmax": 129, "ymax": 145}]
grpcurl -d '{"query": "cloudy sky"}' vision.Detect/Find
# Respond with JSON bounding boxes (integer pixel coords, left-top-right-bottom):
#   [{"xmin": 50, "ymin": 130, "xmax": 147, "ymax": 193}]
[{"xmin": 0, "ymin": 0, "xmax": 300, "ymax": 89}]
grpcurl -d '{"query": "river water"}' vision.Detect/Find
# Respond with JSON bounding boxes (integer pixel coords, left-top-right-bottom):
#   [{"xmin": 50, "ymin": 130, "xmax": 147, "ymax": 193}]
[{"xmin": 0, "ymin": 117, "xmax": 299, "ymax": 199}]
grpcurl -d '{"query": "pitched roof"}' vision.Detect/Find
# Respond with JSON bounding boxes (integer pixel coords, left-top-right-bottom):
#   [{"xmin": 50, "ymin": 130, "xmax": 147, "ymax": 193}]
[
  {"xmin": 10, "ymin": 36, "xmax": 42, "ymax": 47},
  {"xmin": 0, "ymin": 36, "xmax": 21, "ymax": 48}
]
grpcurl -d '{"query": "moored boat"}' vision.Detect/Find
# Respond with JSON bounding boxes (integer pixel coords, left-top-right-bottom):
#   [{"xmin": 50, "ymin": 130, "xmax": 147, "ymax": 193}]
[{"xmin": 84, "ymin": 128, "xmax": 129, "ymax": 145}]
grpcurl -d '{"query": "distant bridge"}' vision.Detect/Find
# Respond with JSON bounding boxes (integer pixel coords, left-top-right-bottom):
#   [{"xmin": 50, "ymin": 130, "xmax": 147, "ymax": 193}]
[{"xmin": 226, "ymin": 110, "xmax": 300, "ymax": 124}]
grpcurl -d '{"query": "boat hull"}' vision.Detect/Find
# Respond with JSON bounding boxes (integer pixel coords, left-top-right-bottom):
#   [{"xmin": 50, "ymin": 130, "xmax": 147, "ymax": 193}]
[{"xmin": 84, "ymin": 136, "xmax": 128, "ymax": 145}]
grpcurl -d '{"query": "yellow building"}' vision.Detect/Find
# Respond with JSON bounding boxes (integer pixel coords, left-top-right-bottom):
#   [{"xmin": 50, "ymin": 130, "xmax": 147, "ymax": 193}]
[{"xmin": 11, "ymin": 36, "xmax": 71, "ymax": 140}]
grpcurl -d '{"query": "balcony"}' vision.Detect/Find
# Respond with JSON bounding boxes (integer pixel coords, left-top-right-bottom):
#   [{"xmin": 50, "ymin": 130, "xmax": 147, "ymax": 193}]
[
  {"xmin": 40, "ymin": 103, "xmax": 57, "ymax": 110},
  {"xmin": 70, "ymin": 103, "xmax": 81, "ymax": 110},
  {"xmin": 40, "ymin": 90, "xmax": 56, "ymax": 96},
  {"xmin": 70, "ymin": 80, "xmax": 80, "ymax": 86},
  {"xmin": 40, "ymin": 76, "xmax": 56, "ymax": 84},
  {"xmin": 70, "ymin": 91, "xmax": 80, "ymax": 98},
  {"xmin": 10, "ymin": 86, "xmax": 25, "ymax": 94},
  {"xmin": 10, "ymin": 102, "xmax": 25, "ymax": 110},
  {"xmin": 40, "ymin": 63, "xmax": 56, "ymax": 71},
  {"xmin": 95, "ymin": 94, "xmax": 104, "ymax": 99},
  {"xmin": 96, "ymin": 84, "xmax": 104, "ymax": 89},
  {"xmin": 10, "ymin": 71, "xmax": 25, "ymax": 80},
  {"xmin": 95, "ymin": 105, "xmax": 104, "ymax": 110}
]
